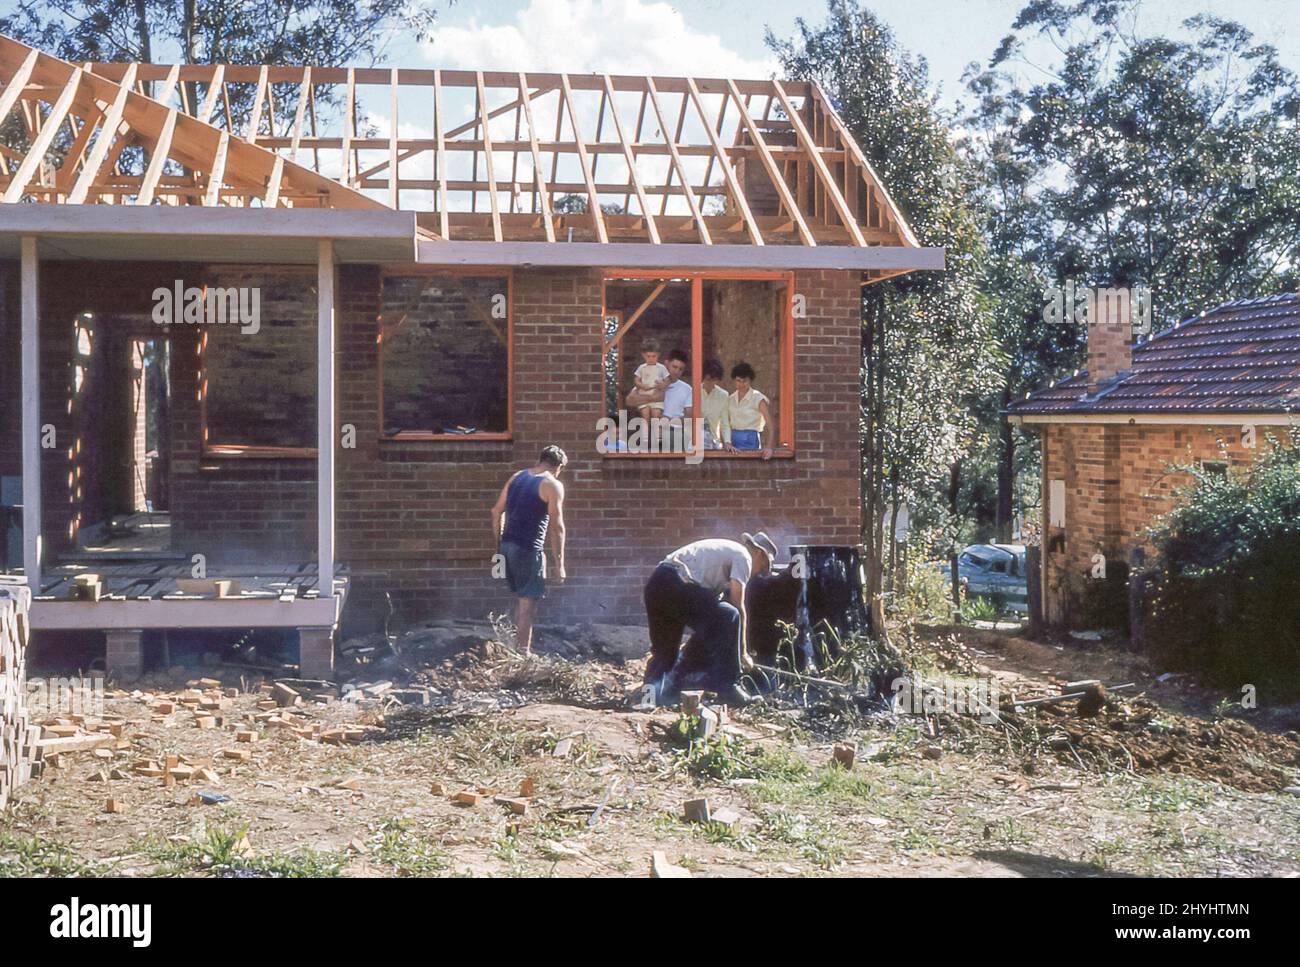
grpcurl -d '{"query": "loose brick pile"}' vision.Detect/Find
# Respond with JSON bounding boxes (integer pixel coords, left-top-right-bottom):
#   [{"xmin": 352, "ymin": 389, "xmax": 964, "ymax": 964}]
[{"xmin": 0, "ymin": 582, "xmax": 32, "ymax": 810}]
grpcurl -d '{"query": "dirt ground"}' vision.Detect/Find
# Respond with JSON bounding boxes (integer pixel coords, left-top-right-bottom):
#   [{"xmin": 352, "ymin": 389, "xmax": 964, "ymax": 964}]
[{"xmin": 3, "ymin": 619, "xmax": 1299, "ymax": 878}]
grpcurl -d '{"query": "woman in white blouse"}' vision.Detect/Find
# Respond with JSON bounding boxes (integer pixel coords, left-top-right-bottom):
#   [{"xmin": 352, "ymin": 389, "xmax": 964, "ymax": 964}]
[{"xmin": 727, "ymin": 361, "xmax": 773, "ymax": 460}]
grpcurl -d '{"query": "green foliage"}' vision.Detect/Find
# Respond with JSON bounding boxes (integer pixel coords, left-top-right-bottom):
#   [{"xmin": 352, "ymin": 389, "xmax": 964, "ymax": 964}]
[
  {"xmin": 144, "ymin": 825, "xmax": 345, "ymax": 877},
  {"xmin": 961, "ymin": 593, "xmax": 999, "ymax": 622},
  {"xmin": 0, "ymin": 1, "xmax": 438, "ymax": 66},
  {"xmin": 675, "ymin": 725, "xmax": 810, "ymax": 784},
  {"xmin": 0, "ymin": 830, "xmax": 110, "ymax": 877},
  {"xmin": 769, "ymin": 2, "xmax": 1004, "ymax": 605},
  {"xmin": 954, "ymin": 0, "xmax": 1300, "ymax": 546},
  {"xmin": 888, "ymin": 545, "xmax": 955, "ymax": 623},
  {"xmin": 0, "ymin": 1, "xmax": 440, "ymax": 146},
  {"xmin": 1144, "ymin": 440, "xmax": 1300, "ymax": 690}
]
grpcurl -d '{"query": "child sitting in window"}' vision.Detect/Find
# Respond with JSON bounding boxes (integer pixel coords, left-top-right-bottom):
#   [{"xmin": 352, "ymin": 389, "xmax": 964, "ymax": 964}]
[
  {"xmin": 631, "ymin": 338, "xmax": 670, "ymax": 425},
  {"xmin": 728, "ymin": 361, "xmax": 772, "ymax": 459}
]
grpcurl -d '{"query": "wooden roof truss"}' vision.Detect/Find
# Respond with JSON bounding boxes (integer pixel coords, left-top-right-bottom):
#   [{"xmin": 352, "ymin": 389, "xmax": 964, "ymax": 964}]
[{"xmin": 0, "ymin": 31, "xmax": 920, "ymax": 250}]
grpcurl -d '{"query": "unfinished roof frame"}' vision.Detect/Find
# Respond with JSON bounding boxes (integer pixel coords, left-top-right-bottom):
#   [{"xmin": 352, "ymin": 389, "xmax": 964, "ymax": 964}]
[{"xmin": 0, "ymin": 32, "xmax": 934, "ymax": 265}]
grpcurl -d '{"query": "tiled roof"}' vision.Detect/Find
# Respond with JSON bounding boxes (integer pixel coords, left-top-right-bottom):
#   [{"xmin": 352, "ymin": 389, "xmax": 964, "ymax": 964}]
[{"xmin": 1008, "ymin": 293, "xmax": 1300, "ymax": 417}]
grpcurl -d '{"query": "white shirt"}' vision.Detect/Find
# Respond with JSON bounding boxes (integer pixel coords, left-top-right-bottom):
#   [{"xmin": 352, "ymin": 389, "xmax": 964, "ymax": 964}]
[
  {"xmin": 728, "ymin": 388, "xmax": 769, "ymax": 431},
  {"xmin": 634, "ymin": 362, "xmax": 670, "ymax": 391},
  {"xmin": 661, "ymin": 379, "xmax": 693, "ymax": 420},
  {"xmin": 663, "ymin": 539, "xmax": 753, "ymax": 594}
]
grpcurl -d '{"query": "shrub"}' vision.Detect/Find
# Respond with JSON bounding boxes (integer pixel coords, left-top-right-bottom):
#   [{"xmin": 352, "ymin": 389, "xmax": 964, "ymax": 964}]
[{"xmin": 1144, "ymin": 439, "xmax": 1300, "ymax": 692}]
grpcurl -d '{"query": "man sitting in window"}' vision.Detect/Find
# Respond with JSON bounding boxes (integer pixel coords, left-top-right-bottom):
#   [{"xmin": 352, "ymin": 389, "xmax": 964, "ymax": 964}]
[{"xmin": 627, "ymin": 348, "xmax": 693, "ymax": 453}]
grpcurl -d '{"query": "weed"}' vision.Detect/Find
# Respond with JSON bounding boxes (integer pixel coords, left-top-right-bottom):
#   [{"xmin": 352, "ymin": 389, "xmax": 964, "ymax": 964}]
[{"xmin": 0, "ymin": 830, "xmax": 110, "ymax": 877}]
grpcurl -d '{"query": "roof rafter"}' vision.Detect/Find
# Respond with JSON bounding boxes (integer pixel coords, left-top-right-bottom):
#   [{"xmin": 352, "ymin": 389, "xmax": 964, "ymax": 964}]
[{"xmin": 0, "ymin": 32, "xmax": 922, "ymax": 253}]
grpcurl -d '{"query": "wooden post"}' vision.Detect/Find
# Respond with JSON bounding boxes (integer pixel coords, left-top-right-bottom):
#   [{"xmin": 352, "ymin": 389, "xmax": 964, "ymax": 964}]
[
  {"xmin": 317, "ymin": 239, "xmax": 335, "ymax": 595},
  {"xmin": 20, "ymin": 236, "xmax": 41, "ymax": 592},
  {"xmin": 691, "ymin": 277, "xmax": 703, "ymax": 454}
]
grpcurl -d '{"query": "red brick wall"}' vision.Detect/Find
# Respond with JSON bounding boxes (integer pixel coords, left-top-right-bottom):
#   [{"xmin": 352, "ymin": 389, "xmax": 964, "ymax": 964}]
[
  {"xmin": 1, "ymin": 260, "xmax": 864, "ymax": 632},
  {"xmin": 1040, "ymin": 420, "xmax": 1264, "ymax": 627},
  {"xmin": 335, "ymin": 265, "xmax": 864, "ymax": 632}
]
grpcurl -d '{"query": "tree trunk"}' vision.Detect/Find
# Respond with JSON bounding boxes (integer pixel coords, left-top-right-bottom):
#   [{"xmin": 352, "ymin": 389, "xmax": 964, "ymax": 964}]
[
  {"xmin": 134, "ymin": 0, "xmax": 153, "ymax": 96},
  {"xmin": 996, "ymin": 384, "xmax": 1014, "ymax": 542},
  {"xmin": 948, "ymin": 459, "xmax": 963, "ymax": 613},
  {"xmin": 182, "ymin": 0, "xmax": 200, "ymax": 110},
  {"xmin": 860, "ymin": 293, "xmax": 888, "ymax": 639},
  {"xmin": 887, "ymin": 478, "xmax": 900, "ymax": 594}
]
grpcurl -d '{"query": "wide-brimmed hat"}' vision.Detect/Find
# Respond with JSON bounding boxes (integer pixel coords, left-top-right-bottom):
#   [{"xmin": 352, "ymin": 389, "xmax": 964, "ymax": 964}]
[{"xmin": 742, "ymin": 531, "xmax": 779, "ymax": 563}]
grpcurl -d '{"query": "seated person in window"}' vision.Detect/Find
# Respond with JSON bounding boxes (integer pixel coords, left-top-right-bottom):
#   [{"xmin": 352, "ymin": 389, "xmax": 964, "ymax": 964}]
[
  {"xmin": 727, "ymin": 361, "xmax": 772, "ymax": 459},
  {"xmin": 700, "ymin": 358, "xmax": 731, "ymax": 451},
  {"xmin": 632, "ymin": 339, "xmax": 669, "ymax": 414},
  {"xmin": 626, "ymin": 349, "xmax": 691, "ymax": 453}
]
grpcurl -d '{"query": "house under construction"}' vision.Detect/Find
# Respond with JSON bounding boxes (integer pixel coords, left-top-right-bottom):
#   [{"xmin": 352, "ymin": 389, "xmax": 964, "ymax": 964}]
[{"xmin": 0, "ymin": 33, "xmax": 941, "ymax": 678}]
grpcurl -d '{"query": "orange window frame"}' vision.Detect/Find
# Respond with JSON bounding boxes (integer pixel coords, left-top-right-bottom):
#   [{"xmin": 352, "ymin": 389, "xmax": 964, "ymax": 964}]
[
  {"xmin": 599, "ymin": 269, "xmax": 796, "ymax": 459},
  {"xmin": 376, "ymin": 266, "xmax": 514, "ymax": 442}
]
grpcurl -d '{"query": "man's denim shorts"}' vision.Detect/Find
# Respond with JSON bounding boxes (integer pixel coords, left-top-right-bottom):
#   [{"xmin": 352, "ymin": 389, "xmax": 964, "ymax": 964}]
[{"xmin": 500, "ymin": 540, "xmax": 546, "ymax": 599}]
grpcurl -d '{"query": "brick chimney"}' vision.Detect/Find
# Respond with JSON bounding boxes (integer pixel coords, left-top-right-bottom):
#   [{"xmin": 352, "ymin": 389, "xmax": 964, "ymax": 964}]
[{"xmin": 1086, "ymin": 289, "xmax": 1134, "ymax": 394}]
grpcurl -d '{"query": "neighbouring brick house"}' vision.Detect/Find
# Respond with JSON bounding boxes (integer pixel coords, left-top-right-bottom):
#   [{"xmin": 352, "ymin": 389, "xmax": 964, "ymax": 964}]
[
  {"xmin": 1007, "ymin": 293, "xmax": 1300, "ymax": 629},
  {"xmin": 0, "ymin": 34, "xmax": 941, "ymax": 677}
]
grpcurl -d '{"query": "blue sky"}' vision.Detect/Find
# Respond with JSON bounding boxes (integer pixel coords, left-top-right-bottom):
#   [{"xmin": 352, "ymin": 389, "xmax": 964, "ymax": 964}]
[{"xmin": 385, "ymin": 0, "xmax": 1300, "ymax": 109}]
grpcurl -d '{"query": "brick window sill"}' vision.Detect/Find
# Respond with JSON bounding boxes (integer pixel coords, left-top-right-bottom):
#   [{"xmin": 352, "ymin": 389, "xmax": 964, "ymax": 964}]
[
  {"xmin": 202, "ymin": 445, "xmax": 318, "ymax": 459},
  {"xmin": 379, "ymin": 433, "xmax": 512, "ymax": 443},
  {"xmin": 600, "ymin": 447, "xmax": 794, "ymax": 460}
]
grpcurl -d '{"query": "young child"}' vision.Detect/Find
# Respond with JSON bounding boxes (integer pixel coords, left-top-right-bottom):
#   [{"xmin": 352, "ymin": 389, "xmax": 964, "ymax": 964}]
[
  {"xmin": 727, "ymin": 361, "xmax": 772, "ymax": 458},
  {"xmin": 631, "ymin": 338, "xmax": 670, "ymax": 426}
]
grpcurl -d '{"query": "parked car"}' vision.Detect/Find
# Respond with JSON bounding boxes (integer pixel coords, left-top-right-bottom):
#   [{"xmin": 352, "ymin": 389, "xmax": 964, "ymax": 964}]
[{"xmin": 934, "ymin": 544, "xmax": 1029, "ymax": 614}]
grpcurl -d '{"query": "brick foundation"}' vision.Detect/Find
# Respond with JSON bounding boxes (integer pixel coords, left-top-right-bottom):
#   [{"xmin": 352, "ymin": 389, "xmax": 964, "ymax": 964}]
[
  {"xmin": 104, "ymin": 628, "xmax": 143, "ymax": 680},
  {"xmin": 298, "ymin": 627, "xmax": 335, "ymax": 680}
]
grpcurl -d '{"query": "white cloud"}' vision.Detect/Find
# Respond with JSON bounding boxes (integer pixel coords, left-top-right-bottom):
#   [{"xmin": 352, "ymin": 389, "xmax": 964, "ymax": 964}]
[{"xmin": 421, "ymin": 0, "xmax": 777, "ymax": 78}]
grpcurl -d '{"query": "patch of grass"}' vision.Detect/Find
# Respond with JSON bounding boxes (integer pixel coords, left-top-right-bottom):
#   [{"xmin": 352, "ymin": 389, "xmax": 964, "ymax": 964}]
[
  {"xmin": 371, "ymin": 818, "xmax": 450, "ymax": 876},
  {"xmin": 751, "ymin": 762, "xmax": 880, "ymax": 808},
  {"xmin": 987, "ymin": 817, "xmax": 1033, "ymax": 847},
  {"xmin": 759, "ymin": 811, "xmax": 846, "ymax": 870},
  {"xmin": 891, "ymin": 824, "xmax": 952, "ymax": 856},
  {"xmin": 1132, "ymin": 778, "xmax": 1220, "ymax": 814},
  {"xmin": 813, "ymin": 763, "xmax": 878, "ymax": 799},
  {"xmin": 676, "ymin": 727, "xmax": 810, "ymax": 783},
  {"xmin": 0, "ymin": 830, "xmax": 111, "ymax": 877},
  {"xmin": 143, "ymin": 825, "xmax": 344, "ymax": 878}
]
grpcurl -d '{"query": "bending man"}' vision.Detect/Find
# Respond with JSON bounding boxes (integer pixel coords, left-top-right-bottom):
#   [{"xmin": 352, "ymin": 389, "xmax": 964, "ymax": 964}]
[{"xmin": 642, "ymin": 532, "xmax": 778, "ymax": 705}]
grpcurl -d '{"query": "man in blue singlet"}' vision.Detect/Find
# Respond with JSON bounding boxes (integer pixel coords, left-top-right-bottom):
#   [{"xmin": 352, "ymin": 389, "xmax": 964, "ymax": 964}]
[{"xmin": 490, "ymin": 446, "xmax": 568, "ymax": 654}]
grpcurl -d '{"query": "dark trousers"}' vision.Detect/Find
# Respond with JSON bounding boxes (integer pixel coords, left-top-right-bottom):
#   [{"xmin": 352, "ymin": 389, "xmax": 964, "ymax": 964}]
[{"xmin": 643, "ymin": 563, "xmax": 742, "ymax": 695}]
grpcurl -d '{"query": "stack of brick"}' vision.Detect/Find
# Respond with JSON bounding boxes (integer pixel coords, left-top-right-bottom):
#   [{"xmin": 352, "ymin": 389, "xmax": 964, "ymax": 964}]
[{"xmin": 0, "ymin": 581, "xmax": 33, "ymax": 810}]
